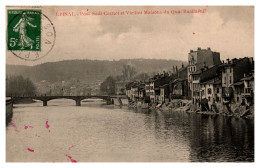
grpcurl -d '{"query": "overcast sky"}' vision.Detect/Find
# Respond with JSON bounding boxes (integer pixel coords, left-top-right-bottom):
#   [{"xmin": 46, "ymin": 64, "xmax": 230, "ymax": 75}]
[{"xmin": 6, "ymin": 6, "xmax": 254, "ymax": 66}]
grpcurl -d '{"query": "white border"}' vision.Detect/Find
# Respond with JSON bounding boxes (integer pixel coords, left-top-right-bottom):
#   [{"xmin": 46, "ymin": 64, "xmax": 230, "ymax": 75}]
[{"xmin": 1, "ymin": 0, "xmax": 258, "ymax": 168}]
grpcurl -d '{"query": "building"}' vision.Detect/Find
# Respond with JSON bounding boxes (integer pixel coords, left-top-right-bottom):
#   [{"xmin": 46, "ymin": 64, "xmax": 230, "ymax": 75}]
[
  {"xmin": 154, "ymin": 73, "xmax": 171, "ymax": 104},
  {"xmin": 241, "ymin": 73, "xmax": 254, "ymax": 105},
  {"xmin": 115, "ymin": 81, "xmax": 128, "ymax": 95},
  {"xmin": 187, "ymin": 47, "xmax": 221, "ymax": 101},
  {"xmin": 137, "ymin": 83, "xmax": 146, "ymax": 100},
  {"xmin": 125, "ymin": 82, "xmax": 134, "ymax": 98},
  {"xmin": 199, "ymin": 65, "xmax": 222, "ymax": 110},
  {"xmin": 221, "ymin": 57, "xmax": 253, "ymax": 103},
  {"xmin": 159, "ymin": 84, "xmax": 170, "ymax": 104},
  {"xmin": 170, "ymin": 65, "xmax": 188, "ymax": 100},
  {"xmin": 145, "ymin": 80, "xmax": 154, "ymax": 103}
]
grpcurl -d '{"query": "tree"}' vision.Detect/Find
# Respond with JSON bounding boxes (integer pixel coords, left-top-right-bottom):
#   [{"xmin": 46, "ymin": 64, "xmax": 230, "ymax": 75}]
[
  {"xmin": 122, "ymin": 65, "xmax": 136, "ymax": 80},
  {"xmin": 133, "ymin": 73, "xmax": 150, "ymax": 81},
  {"xmin": 100, "ymin": 76, "xmax": 115, "ymax": 95},
  {"xmin": 6, "ymin": 75, "xmax": 37, "ymax": 96}
]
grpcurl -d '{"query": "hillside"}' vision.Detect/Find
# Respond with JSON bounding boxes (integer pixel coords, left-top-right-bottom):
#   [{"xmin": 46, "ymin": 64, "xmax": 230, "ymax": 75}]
[{"xmin": 6, "ymin": 59, "xmax": 186, "ymax": 83}]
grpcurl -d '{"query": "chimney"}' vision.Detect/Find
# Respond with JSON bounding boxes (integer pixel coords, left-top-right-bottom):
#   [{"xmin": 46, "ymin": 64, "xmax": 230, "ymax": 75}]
[
  {"xmin": 226, "ymin": 58, "xmax": 230, "ymax": 64},
  {"xmin": 190, "ymin": 50, "xmax": 193, "ymax": 53},
  {"xmin": 222, "ymin": 60, "xmax": 224, "ymax": 64},
  {"xmin": 182, "ymin": 63, "xmax": 184, "ymax": 68},
  {"xmin": 207, "ymin": 47, "xmax": 211, "ymax": 50},
  {"xmin": 198, "ymin": 47, "xmax": 201, "ymax": 50}
]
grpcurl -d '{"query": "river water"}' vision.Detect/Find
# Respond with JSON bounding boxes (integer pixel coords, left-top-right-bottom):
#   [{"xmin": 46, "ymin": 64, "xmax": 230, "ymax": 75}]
[{"xmin": 6, "ymin": 99, "xmax": 254, "ymax": 162}]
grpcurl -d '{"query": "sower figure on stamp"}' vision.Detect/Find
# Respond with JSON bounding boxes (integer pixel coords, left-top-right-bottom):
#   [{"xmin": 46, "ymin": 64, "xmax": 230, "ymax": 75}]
[{"xmin": 13, "ymin": 12, "xmax": 37, "ymax": 49}]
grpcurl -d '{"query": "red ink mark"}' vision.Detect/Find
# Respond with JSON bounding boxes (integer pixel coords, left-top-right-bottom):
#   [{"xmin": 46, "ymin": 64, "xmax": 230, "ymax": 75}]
[
  {"xmin": 193, "ymin": 32, "xmax": 195, "ymax": 35},
  {"xmin": 48, "ymin": 130, "xmax": 51, "ymax": 133},
  {"xmin": 46, "ymin": 120, "xmax": 50, "ymax": 129},
  {"xmin": 66, "ymin": 154, "xmax": 78, "ymax": 163},
  {"xmin": 27, "ymin": 148, "xmax": 34, "ymax": 152},
  {"xmin": 10, "ymin": 122, "xmax": 19, "ymax": 132},
  {"xmin": 68, "ymin": 145, "xmax": 76, "ymax": 150},
  {"xmin": 24, "ymin": 125, "xmax": 34, "ymax": 130}
]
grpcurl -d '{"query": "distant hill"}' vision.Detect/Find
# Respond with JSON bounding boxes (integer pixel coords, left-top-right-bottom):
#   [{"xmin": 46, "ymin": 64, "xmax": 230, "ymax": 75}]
[{"xmin": 6, "ymin": 59, "xmax": 186, "ymax": 83}]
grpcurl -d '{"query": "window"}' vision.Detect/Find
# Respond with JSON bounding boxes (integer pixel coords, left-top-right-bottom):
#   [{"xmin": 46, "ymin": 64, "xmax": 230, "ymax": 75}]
[
  {"xmin": 201, "ymin": 90, "xmax": 205, "ymax": 96},
  {"xmin": 208, "ymin": 88, "xmax": 212, "ymax": 94},
  {"xmin": 217, "ymin": 88, "xmax": 220, "ymax": 93},
  {"xmin": 230, "ymin": 68, "xmax": 232, "ymax": 73},
  {"xmin": 229, "ymin": 76, "xmax": 232, "ymax": 84},
  {"xmin": 208, "ymin": 96, "xmax": 211, "ymax": 101},
  {"xmin": 224, "ymin": 77, "xmax": 226, "ymax": 84},
  {"xmin": 237, "ymin": 97, "xmax": 239, "ymax": 102}
]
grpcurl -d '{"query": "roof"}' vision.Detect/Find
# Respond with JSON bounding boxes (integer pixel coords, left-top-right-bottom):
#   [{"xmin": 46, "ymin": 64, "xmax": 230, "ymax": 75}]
[
  {"xmin": 200, "ymin": 65, "xmax": 220, "ymax": 83},
  {"xmin": 200, "ymin": 78, "xmax": 221, "ymax": 85},
  {"xmin": 170, "ymin": 78, "xmax": 187, "ymax": 84},
  {"xmin": 191, "ymin": 70, "xmax": 202, "ymax": 75},
  {"xmin": 241, "ymin": 76, "xmax": 254, "ymax": 81},
  {"xmin": 220, "ymin": 57, "xmax": 250, "ymax": 68},
  {"xmin": 213, "ymin": 80, "xmax": 221, "ymax": 85},
  {"xmin": 159, "ymin": 84, "xmax": 169, "ymax": 88},
  {"xmin": 233, "ymin": 81, "xmax": 244, "ymax": 86}
]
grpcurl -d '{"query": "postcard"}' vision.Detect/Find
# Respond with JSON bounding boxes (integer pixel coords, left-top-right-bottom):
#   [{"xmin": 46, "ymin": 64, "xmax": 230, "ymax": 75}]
[{"xmin": 6, "ymin": 6, "xmax": 254, "ymax": 162}]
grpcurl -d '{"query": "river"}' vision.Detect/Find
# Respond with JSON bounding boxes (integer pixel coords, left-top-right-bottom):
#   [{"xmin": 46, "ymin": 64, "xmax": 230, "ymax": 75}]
[{"xmin": 6, "ymin": 99, "xmax": 254, "ymax": 162}]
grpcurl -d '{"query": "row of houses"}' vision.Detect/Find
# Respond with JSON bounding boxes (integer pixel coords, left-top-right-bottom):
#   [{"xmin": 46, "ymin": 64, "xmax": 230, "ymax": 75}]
[{"xmin": 116, "ymin": 48, "xmax": 254, "ymax": 109}]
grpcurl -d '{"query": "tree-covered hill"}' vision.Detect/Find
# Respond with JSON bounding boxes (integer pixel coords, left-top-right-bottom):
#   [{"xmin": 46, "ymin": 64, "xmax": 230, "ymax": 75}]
[{"xmin": 6, "ymin": 59, "xmax": 186, "ymax": 83}]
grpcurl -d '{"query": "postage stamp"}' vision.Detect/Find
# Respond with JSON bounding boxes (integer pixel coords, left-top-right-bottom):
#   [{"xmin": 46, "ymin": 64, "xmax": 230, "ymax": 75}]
[
  {"xmin": 7, "ymin": 7, "xmax": 56, "ymax": 61},
  {"xmin": 7, "ymin": 9, "xmax": 41, "ymax": 51}
]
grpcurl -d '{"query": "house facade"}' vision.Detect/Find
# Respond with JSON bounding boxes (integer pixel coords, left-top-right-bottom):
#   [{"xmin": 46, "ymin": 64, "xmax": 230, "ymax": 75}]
[
  {"xmin": 187, "ymin": 47, "xmax": 221, "ymax": 102},
  {"xmin": 221, "ymin": 57, "xmax": 253, "ymax": 103}
]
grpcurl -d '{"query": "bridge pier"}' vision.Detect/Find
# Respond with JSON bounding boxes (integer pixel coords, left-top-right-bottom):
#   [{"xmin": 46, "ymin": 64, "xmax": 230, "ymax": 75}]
[
  {"xmin": 43, "ymin": 100, "xmax": 48, "ymax": 106},
  {"xmin": 76, "ymin": 99, "xmax": 81, "ymax": 106}
]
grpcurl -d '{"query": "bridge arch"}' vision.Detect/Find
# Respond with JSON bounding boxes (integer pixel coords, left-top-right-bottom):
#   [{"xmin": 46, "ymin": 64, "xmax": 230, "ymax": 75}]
[{"xmin": 11, "ymin": 95, "xmax": 113, "ymax": 106}]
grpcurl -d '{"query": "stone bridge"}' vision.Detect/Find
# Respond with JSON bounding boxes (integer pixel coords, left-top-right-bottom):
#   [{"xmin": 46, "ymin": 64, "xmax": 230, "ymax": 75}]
[{"xmin": 10, "ymin": 95, "xmax": 119, "ymax": 106}]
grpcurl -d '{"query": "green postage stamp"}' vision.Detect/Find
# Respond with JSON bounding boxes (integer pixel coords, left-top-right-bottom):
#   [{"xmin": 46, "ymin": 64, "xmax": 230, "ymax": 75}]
[{"xmin": 7, "ymin": 9, "xmax": 41, "ymax": 51}]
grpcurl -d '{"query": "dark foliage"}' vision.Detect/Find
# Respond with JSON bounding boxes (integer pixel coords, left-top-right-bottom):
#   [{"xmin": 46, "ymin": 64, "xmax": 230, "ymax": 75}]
[
  {"xmin": 6, "ymin": 75, "xmax": 37, "ymax": 96},
  {"xmin": 100, "ymin": 76, "xmax": 115, "ymax": 95}
]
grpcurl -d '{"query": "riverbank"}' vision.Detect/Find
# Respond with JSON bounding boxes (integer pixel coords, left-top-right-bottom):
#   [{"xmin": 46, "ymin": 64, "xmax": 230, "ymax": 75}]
[
  {"xmin": 13, "ymin": 98, "xmax": 36, "ymax": 104},
  {"xmin": 127, "ymin": 99, "xmax": 254, "ymax": 119},
  {"xmin": 6, "ymin": 98, "xmax": 13, "ymax": 126}
]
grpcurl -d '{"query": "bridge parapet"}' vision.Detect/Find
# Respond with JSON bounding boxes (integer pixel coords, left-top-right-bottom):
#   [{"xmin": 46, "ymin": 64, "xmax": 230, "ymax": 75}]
[{"xmin": 10, "ymin": 95, "xmax": 112, "ymax": 106}]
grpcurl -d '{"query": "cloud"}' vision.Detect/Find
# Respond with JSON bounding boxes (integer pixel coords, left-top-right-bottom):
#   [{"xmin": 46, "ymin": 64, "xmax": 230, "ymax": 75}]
[{"xmin": 6, "ymin": 6, "xmax": 254, "ymax": 65}]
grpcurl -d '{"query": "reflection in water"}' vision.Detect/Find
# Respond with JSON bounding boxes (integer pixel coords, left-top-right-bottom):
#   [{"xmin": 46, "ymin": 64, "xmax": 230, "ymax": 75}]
[{"xmin": 6, "ymin": 99, "xmax": 254, "ymax": 162}]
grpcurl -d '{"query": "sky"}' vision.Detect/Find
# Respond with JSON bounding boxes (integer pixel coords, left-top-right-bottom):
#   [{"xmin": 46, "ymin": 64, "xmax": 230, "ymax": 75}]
[{"xmin": 6, "ymin": 6, "xmax": 254, "ymax": 66}]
